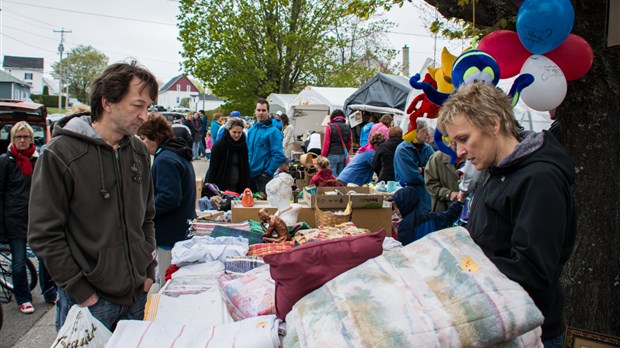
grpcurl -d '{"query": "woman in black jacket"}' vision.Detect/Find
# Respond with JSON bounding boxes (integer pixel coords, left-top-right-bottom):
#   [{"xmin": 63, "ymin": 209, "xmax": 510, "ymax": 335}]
[
  {"xmin": 0, "ymin": 121, "xmax": 56, "ymax": 314},
  {"xmin": 372, "ymin": 126, "xmax": 403, "ymax": 182},
  {"xmin": 438, "ymin": 83, "xmax": 576, "ymax": 346},
  {"xmin": 205, "ymin": 118, "xmax": 250, "ymax": 194}
]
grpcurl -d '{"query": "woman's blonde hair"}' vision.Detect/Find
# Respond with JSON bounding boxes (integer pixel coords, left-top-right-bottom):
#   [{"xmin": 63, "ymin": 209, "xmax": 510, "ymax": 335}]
[
  {"xmin": 10, "ymin": 121, "xmax": 34, "ymax": 141},
  {"xmin": 316, "ymin": 156, "xmax": 330, "ymax": 169},
  {"xmin": 437, "ymin": 83, "xmax": 518, "ymax": 138}
]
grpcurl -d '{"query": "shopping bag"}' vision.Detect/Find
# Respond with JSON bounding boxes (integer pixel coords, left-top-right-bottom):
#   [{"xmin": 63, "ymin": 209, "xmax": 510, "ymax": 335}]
[{"xmin": 51, "ymin": 304, "xmax": 112, "ymax": 348}]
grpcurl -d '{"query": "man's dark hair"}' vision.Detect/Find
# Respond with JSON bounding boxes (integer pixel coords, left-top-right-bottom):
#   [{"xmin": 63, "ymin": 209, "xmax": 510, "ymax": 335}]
[
  {"xmin": 90, "ymin": 61, "xmax": 158, "ymax": 122},
  {"xmin": 256, "ymin": 97, "xmax": 270, "ymax": 111}
]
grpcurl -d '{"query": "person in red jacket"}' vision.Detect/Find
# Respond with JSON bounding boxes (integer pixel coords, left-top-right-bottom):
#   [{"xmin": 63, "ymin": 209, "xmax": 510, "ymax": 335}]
[{"xmin": 309, "ymin": 156, "xmax": 338, "ymax": 187}]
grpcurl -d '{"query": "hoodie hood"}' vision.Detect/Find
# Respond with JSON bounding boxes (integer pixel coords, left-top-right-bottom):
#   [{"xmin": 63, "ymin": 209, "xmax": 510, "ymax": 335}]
[
  {"xmin": 392, "ymin": 186, "xmax": 420, "ymax": 216},
  {"xmin": 159, "ymin": 137, "xmax": 193, "ymax": 161},
  {"xmin": 491, "ymin": 130, "xmax": 575, "ymax": 185},
  {"xmin": 53, "ymin": 112, "xmax": 105, "ymax": 145}
]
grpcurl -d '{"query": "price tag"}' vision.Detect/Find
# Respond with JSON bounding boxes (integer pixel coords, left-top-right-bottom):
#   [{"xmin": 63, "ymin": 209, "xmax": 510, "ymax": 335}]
[{"xmin": 460, "ymin": 256, "xmax": 480, "ymax": 273}]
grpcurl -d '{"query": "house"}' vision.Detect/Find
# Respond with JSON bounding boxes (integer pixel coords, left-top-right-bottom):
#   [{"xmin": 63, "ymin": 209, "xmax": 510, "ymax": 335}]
[
  {"xmin": 0, "ymin": 69, "xmax": 31, "ymax": 100},
  {"xmin": 158, "ymin": 75, "xmax": 200, "ymax": 110},
  {"xmin": 2, "ymin": 55, "xmax": 45, "ymax": 94},
  {"xmin": 191, "ymin": 93, "xmax": 225, "ymax": 112}
]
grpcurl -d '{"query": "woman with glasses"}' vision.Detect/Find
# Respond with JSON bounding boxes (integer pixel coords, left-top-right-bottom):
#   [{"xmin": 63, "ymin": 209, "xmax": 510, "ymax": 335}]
[{"xmin": 0, "ymin": 121, "xmax": 57, "ymax": 313}]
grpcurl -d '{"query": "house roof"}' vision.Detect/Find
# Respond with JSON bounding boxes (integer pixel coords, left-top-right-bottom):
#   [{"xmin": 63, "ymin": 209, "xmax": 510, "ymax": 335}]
[
  {"xmin": 0, "ymin": 69, "xmax": 29, "ymax": 87},
  {"xmin": 191, "ymin": 93, "xmax": 224, "ymax": 102},
  {"xmin": 3, "ymin": 56, "xmax": 44, "ymax": 70}
]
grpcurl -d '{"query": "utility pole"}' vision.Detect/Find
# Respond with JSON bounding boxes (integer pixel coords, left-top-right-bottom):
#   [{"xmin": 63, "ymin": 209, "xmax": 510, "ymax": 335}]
[{"xmin": 54, "ymin": 28, "xmax": 72, "ymax": 110}]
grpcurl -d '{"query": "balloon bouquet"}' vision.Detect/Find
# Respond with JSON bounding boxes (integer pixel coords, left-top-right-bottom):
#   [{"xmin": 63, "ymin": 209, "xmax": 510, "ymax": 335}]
[{"xmin": 478, "ymin": 0, "xmax": 593, "ymax": 111}]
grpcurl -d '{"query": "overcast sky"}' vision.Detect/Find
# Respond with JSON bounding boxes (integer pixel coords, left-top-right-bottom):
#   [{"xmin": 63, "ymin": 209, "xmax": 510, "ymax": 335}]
[{"xmin": 0, "ymin": 0, "xmax": 465, "ymax": 87}]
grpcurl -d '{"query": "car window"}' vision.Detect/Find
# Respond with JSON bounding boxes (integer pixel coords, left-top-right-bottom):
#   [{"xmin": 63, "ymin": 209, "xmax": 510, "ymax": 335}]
[{"xmin": 0, "ymin": 123, "xmax": 46, "ymax": 152}]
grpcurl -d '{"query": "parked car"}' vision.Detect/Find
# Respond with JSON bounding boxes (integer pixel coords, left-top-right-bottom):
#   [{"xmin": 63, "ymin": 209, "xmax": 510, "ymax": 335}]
[
  {"xmin": 67, "ymin": 98, "xmax": 83, "ymax": 107},
  {"xmin": 149, "ymin": 105, "xmax": 167, "ymax": 112},
  {"xmin": 160, "ymin": 112, "xmax": 185, "ymax": 124},
  {"xmin": 171, "ymin": 106, "xmax": 190, "ymax": 113},
  {"xmin": 0, "ymin": 99, "xmax": 48, "ymax": 153}
]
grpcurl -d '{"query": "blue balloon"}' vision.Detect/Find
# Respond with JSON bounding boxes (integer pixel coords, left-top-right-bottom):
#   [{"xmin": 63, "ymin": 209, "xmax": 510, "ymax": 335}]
[{"xmin": 516, "ymin": 0, "xmax": 574, "ymax": 54}]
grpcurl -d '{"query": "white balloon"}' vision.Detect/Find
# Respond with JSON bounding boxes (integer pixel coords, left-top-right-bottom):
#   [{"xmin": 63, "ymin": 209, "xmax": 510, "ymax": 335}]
[{"xmin": 519, "ymin": 55, "xmax": 567, "ymax": 111}]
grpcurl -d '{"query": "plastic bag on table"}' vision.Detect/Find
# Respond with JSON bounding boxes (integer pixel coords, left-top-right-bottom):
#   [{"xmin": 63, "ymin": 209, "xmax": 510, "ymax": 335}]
[{"xmin": 51, "ymin": 304, "xmax": 112, "ymax": 348}]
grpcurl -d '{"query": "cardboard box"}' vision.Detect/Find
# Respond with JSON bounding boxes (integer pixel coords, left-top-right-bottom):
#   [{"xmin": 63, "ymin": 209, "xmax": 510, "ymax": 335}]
[
  {"xmin": 231, "ymin": 200, "xmax": 393, "ymax": 238},
  {"xmin": 303, "ymin": 186, "xmax": 384, "ymax": 209}
]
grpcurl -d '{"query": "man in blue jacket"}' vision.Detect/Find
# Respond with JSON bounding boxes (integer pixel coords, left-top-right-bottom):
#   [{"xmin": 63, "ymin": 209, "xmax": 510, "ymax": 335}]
[
  {"xmin": 247, "ymin": 98, "xmax": 286, "ymax": 194},
  {"xmin": 394, "ymin": 122, "xmax": 434, "ymax": 211}
]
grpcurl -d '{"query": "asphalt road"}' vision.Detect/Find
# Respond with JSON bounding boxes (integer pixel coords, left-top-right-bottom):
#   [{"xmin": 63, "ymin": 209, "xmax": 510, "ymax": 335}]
[{"xmin": 0, "ymin": 158, "xmax": 209, "ymax": 347}]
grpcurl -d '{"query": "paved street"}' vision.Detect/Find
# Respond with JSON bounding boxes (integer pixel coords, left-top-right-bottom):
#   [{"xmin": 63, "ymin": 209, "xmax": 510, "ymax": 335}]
[{"xmin": 0, "ymin": 158, "xmax": 209, "ymax": 347}]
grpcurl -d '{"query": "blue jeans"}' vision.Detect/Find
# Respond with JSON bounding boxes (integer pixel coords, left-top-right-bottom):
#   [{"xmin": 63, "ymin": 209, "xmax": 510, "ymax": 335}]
[
  {"xmin": 327, "ymin": 154, "xmax": 346, "ymax": 177},
  {"xmin": 56, "ymin": 288, "xmax": 147, "ymax": 332},
  {"xmin": 38, "ymin": 258, "xmax": 57, "ymax": 303},
  {"xmin": 542, "ymin": 333, "xmax": 564, "ymax": 348},
  {"xmin": 8, "ymin": 239, "xmax": 31, "ymax": 305},
  {"xmin": 193, "ymin": 139, "xmax": 207, "ymax": 158}
]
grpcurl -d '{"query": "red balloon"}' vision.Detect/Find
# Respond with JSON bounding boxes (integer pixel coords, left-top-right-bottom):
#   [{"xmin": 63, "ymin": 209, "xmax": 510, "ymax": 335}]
[
  {"xmin": 478, "ymin": 30, "xmax": 531, "ymax": 79},
  {"xmin": 544, "ymin": 34, "xmax": 593, "ymax": 81}
]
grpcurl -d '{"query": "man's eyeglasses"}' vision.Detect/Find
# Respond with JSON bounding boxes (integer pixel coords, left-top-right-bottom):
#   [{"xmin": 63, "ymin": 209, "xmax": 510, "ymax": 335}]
[{"xmin": 14, "ymin": 135, "xmax": 32, "ymax": 140}]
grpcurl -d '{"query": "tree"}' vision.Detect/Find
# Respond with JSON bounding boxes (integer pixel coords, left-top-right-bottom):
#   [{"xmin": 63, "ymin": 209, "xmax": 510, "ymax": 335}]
[
  {"xmin": 52, "ymin": 45, "xmax": 108, "ymax": 104},
  {"xmin": 352, "ymin": 0, "xmax": 620, "ymax": 337},
  {"xmin": 178, "ymin": 0, "xmax": 396, "ymax": 113}
]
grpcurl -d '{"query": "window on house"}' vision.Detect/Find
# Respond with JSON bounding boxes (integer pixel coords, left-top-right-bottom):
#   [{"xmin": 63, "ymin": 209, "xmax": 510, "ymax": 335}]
[
  {"xmin": 176, "ymin": 97, "xmax": 180, "ymax": 103},
  {"xmin": 186, "ymin": 85, "xmax": 191, "ymax": 92},
  {"xmin": 24, "ymin": 73, "xmax": 33, "ymax": 80},
  {"xmin": 176, "ymin": 84, "xmax": 181, "ymax": 91}
]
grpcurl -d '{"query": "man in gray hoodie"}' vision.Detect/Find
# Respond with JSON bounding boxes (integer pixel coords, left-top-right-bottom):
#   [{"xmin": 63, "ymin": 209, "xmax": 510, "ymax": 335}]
[{"xmin": 28, "ymin": 61, "xmax": 159, "ymax": 332}]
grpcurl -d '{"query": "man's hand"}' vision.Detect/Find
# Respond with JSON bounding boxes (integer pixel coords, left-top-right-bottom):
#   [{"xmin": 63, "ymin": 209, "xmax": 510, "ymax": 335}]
[
  {"xmin": 144, "ymin": 278, "xmax": 154, "ymax": 293},
  {"xmin": 457, "ymin": 191, "xmax": 468, "ymax": 203},
  {"xmin": 79, "ymin": 293, "xmax": 98, "ymax": 307}
]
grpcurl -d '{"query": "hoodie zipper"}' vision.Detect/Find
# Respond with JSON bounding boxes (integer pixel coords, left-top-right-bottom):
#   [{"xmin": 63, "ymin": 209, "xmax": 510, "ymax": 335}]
[{"xmin": 114, "ymin": 147, "xmax": 137, "ymax": 301}]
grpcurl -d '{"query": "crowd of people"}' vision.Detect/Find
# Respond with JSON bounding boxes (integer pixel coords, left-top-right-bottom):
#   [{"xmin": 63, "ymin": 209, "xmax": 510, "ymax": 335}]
[{"xmin": 2, "ymin": 60, "xmax": 576, "ymax": 347}]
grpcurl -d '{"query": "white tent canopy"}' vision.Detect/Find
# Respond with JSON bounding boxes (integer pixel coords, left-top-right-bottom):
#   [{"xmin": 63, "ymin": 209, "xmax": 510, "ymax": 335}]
[
  {"xmin": 287, "ymin": 86, "xmax": 357, "ymax": 116},
  {"xmin": 267, "ymin": 93, "xmax": 296, "ymax": 115}
]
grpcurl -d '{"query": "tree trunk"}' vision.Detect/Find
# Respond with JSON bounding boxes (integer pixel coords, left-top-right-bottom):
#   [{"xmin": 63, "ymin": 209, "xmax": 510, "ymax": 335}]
[{"xmin": 426, "ymin": 0, "xmax": 620, "ymax": 337}]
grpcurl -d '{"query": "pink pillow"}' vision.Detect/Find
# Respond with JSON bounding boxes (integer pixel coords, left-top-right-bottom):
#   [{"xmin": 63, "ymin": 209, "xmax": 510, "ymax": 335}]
[{"xmin": 263, "ymin": 229, "xmax": 385, "ymax": 320}]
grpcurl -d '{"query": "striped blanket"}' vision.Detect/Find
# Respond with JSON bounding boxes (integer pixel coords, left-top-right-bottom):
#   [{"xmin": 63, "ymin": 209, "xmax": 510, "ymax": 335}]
[{"xmin": 284, "ymin": 227, "xmax": 544, "ymax": 347}]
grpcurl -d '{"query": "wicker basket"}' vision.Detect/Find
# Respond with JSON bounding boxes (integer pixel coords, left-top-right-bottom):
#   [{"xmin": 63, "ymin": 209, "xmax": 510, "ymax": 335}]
[{"xmin": 314, "ymin": 193, "xmax": 352, "ymax": 227}]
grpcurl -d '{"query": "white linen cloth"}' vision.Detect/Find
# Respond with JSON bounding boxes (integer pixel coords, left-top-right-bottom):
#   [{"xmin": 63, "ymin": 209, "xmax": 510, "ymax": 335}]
[
  {"xmin": 106, "ymin": 315, "xmax": 281, "ymax": 348},
  {"xmin": 171, "ymin": 236, "xmax": 249, "ymax": 266}
]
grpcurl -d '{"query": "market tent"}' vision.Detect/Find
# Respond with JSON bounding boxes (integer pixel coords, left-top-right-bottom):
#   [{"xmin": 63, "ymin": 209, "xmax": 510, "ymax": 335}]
[
  {"xmin": 287, "ymin": 86, "xmax": 357, "ymax": 116},
  {"xmin": 343, "ymin": 73, "xmax": 411, "ymax": 117},
  {"xmin": 267, "ymin": 93, "xmax": 296, "ymax": 115}
]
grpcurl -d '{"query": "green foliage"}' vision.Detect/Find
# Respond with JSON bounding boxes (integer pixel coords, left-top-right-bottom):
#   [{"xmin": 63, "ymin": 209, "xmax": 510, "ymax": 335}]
[
  {"xmin": 51, "ymin": 45, "xmax": 108, "ymax": 105},
  {"xmin": 180, "ymin": 97, "xmax": 191, "ymax": 108},
  {"xmin": 178, "ymin": 0, "xmax": 396, "ymax": 113},
  {"xmin": 31, "ymin": 94, "xmax": 67, "ymax": 108},
  {"xmin": 42, "ymin": 85, "xmax": 49, "ymax": 96}
]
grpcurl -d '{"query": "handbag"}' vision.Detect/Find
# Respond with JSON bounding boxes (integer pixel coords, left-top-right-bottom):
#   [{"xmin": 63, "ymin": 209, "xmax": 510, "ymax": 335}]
[{"xmin": 332, "ymin": 123, "xmax": 350, "ymax": 164}]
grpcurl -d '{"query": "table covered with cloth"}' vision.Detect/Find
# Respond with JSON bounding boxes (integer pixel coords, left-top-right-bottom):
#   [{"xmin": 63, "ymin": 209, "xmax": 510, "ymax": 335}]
[{"xmin": 284, "ymin": 226, "xmax": 544, "ymax": 347}]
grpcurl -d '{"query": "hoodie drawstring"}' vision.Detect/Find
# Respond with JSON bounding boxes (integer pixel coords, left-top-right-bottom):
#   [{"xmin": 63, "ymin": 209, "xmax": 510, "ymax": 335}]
[{"xmin": 97, "ymin": 146, "xmax": 111, "ymax": 199}]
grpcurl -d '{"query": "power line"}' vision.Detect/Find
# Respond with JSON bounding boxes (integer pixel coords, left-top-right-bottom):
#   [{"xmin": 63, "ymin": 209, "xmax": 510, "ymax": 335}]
[
  {"xmin": 0, "ymin": 33, "xmax": 56, "ymax": 53},
  {"xmin": 3, "ymin": 0, "xmax": 176, "ymax": 26},
  {"xmin": 2, "ymin": 24, "xmax": 59, "ymax": 42},
  {"xmin": 2, "ymin": 8, "xmax": 61, "ymax": 29}
]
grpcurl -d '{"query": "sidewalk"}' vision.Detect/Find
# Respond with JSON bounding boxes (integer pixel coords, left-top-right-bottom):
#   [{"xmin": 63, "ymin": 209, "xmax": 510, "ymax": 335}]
[{"xmin": 13, "ymin": 306, "xmax": 56, "ymax": 348}]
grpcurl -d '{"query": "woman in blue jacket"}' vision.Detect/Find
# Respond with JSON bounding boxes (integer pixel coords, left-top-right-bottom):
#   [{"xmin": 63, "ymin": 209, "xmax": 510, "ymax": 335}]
[
  {"xmin": 138, "ymin": 114, "xmax": 196, "ymax": 285},
  {"xmin": 338, "ymin": 132, "xmax": 385, "ymax": 186}
]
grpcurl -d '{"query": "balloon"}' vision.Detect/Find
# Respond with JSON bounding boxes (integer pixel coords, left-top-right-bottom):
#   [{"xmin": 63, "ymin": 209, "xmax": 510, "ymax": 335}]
[
  {"xmin": 478, "ymin": 30, "xmax": 531, "ymax": 79},
  {"xmin": 516, "ymin": 0, "xmax": 574, "ymax": 54},
  {"xmin": 520, "ymin": 55, "xmax": 567, "ymax": 111},
  {"xmin": 544, "ymin": 34, "xmax": 594, "ymax": 81}
]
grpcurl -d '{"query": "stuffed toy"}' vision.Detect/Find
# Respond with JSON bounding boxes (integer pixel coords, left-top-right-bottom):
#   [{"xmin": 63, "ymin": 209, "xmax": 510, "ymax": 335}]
[
  {"xmin": 410, "ymin": 49, "xmax": 535, "ymax": 163},
  {"xmin": 403, "ymin": 73, "xmax": 441, "ymax": 142}
]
